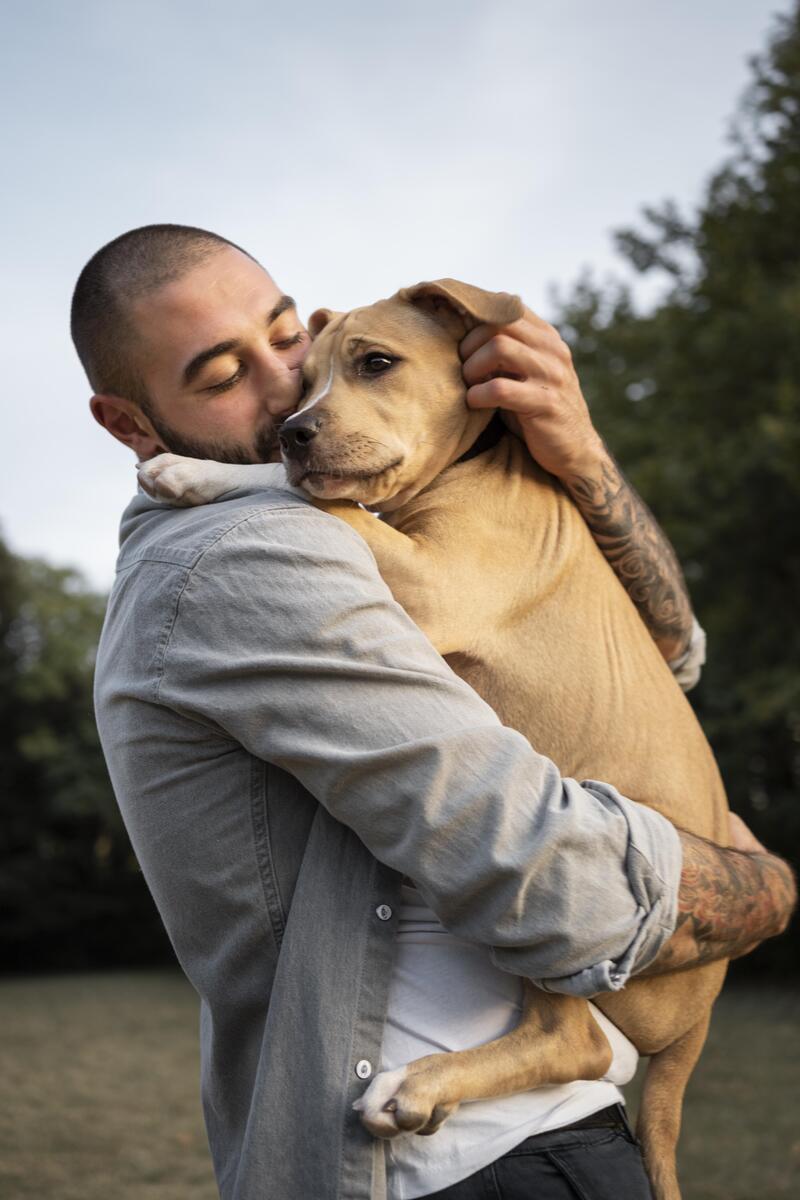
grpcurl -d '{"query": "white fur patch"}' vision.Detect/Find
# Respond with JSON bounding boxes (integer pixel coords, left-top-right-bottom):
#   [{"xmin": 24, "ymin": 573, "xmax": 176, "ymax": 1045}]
[
  {"xmin": 352, "ymin": 1065, "xmax": 409, "ymax": 1139},
  {"xmin": 137, "ymin": 453, "xmax": 271, "ymax": 506},
  {"xmin": 296, "ymin": 358, "xmax": 335, "ymax": 415}
]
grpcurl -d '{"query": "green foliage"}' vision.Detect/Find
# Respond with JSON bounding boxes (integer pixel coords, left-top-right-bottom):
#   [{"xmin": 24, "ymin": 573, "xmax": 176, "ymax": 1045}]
[
  {"xmin": 0, "ymin": 536, "xmax": 171, "ymax": 971},
  {"xmin": 554, "ymin": 6, "xmax": 800, "ymax": 972}
]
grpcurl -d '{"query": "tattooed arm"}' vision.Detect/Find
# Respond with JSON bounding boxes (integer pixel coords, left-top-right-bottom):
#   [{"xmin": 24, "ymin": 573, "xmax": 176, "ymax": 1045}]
[
  {"xmin": 644, "ymin": 826, "xmax": 796, "ymax": 975},
  {"xmin": 460, "ymin": 307, "xmax": 695, "ymax": 664},
  {"xmin": 562, "ymin": 449, "xmax": 693, "ymax": 663}
]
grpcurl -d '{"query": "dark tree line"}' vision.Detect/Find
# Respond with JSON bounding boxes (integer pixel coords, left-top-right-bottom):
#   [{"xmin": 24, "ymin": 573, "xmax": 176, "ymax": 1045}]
[
  {"xmin": 2, "ymin": 5, "xmax": 798, "ymax": 973},
  {"xmin": 551, "ymin": 4, "xmax": 800, "ymax": 974},
  {"xmin": 0, "ymin": 538, "xmax": 171, "ymax": 970}
]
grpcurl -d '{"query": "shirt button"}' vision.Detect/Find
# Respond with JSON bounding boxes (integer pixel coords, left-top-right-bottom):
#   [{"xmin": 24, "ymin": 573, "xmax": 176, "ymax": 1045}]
[
  {"xmin": 355, "ymin": 1059, "xmax": 372, "ymax": 1080},
  {"xmin": 376, "ymin": 904, "xmax": 393, "ymax": 921}
]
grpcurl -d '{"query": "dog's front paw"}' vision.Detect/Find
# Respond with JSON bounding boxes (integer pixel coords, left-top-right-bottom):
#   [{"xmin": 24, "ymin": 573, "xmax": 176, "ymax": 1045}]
[
  {"xmin": 353, "ymin": 1065, "xmax": 460, "ymax": 1139},
  {"xmin": 137, "ymin": 454, "xmax": 244, "ymax": 506}
]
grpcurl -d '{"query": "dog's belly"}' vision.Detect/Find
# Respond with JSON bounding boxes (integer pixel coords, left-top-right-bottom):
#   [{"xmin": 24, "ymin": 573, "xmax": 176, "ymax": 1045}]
[
  {"xmin": 445, "ymin": 547, "xmax": 731, "ymax": 1050},
  {"xmin": 414, "ymin": 442, "xmax": 730, "ymax": 846},
  {"xmin": 403, "ymin": 443, "xmax": 731, "ymax": 1053},
  {"xmin": 447, "ymin": 583, "xmax": 727, "ymax": 845}
]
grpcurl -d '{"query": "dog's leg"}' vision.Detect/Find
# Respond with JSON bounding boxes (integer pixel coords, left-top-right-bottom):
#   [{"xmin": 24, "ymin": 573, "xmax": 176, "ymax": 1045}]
[
  {"xmin": 636, "ymin": 1013, "xmax": 711, "ymax": 1200},
  {"xmin": 318, "ymin": 501, "xmax": 480, "ymax": 655},
  {"xmin": 355, "ymin": 986, "xmax": 612, "ymax": 1138},
  {"xmin": 137, "ymin": 454, "xmax": 274, "ymax": 506}
]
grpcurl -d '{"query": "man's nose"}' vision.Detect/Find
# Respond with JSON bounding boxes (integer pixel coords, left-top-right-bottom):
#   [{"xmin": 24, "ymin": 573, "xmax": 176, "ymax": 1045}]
[
  {"xmin": 279, "ymin": 413, "xmax": 322, "ymax": 458},
  {"xmin": 260, "ymin": 355, "xmax": 306, "ymax": 418}
]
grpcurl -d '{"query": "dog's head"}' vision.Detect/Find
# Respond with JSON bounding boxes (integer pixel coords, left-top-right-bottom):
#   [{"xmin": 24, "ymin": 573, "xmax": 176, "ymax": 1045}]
[{"xmin": 279, "ymin": 279, "xmax": 523, "ymax": 511}]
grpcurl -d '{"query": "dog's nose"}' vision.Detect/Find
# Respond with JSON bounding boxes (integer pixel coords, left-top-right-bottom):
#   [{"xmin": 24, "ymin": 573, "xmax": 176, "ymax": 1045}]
[{"xmin": 279, "ymin": 414, "xmax": 321, "ymax": 457}]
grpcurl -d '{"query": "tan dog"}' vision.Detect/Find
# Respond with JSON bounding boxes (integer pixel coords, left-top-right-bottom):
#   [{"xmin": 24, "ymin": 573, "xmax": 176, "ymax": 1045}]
[{"xmin": 140, "ymin": 280, "xmax": 729, "ymax": 1200}]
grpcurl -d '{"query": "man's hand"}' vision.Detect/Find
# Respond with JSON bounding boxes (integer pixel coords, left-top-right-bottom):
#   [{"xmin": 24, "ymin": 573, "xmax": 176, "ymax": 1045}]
[
  {"xmin": 460, "ymin": 306, "xmax": 695, "ymax": 664},
  {"xmin": 727, "ymin": 810, "xmax": 769, "ymax": 855},
  {"xmin": 459, "ymin": 307, "xmax": 603, "ymax": 479},
  {"xmin": 644, "ymin": 825, "xmax": 796, "ymax": 976}
]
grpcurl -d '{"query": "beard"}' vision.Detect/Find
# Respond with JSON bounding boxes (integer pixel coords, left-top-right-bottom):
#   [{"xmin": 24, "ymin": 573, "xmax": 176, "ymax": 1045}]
[{"xmin": 146, "ymin": 409, "xmax": 282, "ymax": 465}]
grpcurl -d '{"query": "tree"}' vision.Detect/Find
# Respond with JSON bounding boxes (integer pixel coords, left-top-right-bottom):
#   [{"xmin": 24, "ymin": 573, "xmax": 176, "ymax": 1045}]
[
  {"xmin": 553, "ymin": 5, "xmax": 800, "ymax": 971},
  {"xmin": 0, "ymin": 533, "xmax": 171, "ymax": 970}
]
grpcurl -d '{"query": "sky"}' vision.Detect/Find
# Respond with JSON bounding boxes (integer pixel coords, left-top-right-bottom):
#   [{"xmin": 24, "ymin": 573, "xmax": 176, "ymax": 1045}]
[{"xmin": 0, "ymin": 0, "xmax": 790, "ymax": 589}]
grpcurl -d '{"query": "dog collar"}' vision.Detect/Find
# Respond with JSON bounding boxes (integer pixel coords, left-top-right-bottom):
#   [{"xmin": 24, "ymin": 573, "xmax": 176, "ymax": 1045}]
[{"xmin": 455, "ymin": 413, "xmax": 506, "ymax": 465}]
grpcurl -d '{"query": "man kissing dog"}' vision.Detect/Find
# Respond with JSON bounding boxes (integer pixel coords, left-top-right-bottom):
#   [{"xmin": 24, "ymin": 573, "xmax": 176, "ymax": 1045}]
[{"xmin": 74, "ymin": 225, "xmax": 795, "ymax": 1200}]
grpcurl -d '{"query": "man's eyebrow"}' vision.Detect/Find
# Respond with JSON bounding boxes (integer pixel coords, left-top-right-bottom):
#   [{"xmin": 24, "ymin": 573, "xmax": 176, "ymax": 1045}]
[
  {"xmin": 268, "ymin": 294, "xmax": 296, "ymax": 324},
  {"xmin": 181, "ymin": 297, "xmax": 297, "ymax": 387}
]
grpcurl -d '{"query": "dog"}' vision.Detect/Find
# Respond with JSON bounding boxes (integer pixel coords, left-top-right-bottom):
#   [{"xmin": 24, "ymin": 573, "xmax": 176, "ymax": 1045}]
[{"xmin": 139, "ymin": 279, "xmax": 729, "ymax": 1200}]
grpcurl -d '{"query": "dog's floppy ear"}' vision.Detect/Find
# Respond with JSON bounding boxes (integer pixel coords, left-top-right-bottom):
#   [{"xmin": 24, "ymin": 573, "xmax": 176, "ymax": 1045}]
[
  {"xmin": 308, "ymin": 308, "xmax": 338, "ymax": 339},
  {"xmin": 396, "ymin": 279, "xmax": 524, "ymax": 335}
]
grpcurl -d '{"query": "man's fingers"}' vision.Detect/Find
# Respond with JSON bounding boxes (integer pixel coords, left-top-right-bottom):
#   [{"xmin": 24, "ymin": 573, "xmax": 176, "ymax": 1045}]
[
  {"xmin": 462, "ymin": 335, "xmax": 539, "ymax": 387},
  {"xmin": 728, "ymin": 811, "xmax": 769, "ymax": 855},
  {"xmin": 466, "ymin": 378, "xmax": 556, "ymax": 412},
  {"xmin": 459, "ymin": 311, "xmax": 567, "ymax": 361}
]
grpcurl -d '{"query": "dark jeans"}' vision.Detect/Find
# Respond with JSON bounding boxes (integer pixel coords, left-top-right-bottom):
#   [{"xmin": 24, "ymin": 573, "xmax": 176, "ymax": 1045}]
[{"xmin": 420, "ymin": 1105, "xmax": 653, "ymax": 1200}]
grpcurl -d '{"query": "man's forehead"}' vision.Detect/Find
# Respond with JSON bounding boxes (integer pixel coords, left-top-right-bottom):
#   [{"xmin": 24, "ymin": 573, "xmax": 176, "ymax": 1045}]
[{"xmin": 133, "ymin": 246, "xmax": 281, "ymax": 330}]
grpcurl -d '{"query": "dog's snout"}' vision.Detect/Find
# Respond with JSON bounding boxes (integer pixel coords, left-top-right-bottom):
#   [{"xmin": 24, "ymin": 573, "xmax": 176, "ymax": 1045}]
[{"xmin": 279, "ymin": 414, "xmax": 322, "ymax": 457}]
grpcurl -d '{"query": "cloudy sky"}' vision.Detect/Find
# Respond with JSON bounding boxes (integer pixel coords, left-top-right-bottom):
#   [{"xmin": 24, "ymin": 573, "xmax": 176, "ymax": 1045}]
[{"xmin": 1, "ymin": 0, "xmax": 788, "ymax": 588}]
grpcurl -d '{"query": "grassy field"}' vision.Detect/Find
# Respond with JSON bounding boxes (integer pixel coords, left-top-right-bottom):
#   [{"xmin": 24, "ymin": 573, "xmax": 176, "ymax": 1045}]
[{"xmin": 0, "ymin": 973, "xmax": 797, "ymax": 1200}]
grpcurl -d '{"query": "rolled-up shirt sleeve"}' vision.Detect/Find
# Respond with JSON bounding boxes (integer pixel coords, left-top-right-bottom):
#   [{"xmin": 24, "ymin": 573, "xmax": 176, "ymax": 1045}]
[
  {"xmin": 668, "ymin": 616, "xmax": 707, "ymax": 692},
  {"xmin": 157, "ymin": 501, "xmax": 682, "ymax": 996}
]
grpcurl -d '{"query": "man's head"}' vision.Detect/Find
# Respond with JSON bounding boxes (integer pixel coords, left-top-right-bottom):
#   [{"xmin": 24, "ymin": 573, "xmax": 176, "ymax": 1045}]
[{"xmin": 72, "ymin": 224, "xmax": 308, "ymax": 463}]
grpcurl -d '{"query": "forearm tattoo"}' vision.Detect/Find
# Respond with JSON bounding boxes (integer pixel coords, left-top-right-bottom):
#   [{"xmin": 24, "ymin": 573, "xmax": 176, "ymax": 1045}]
[
  {"xmin": 647, "ymin": 831, "xmax": 797, "ymax": 975},
  {"xmin": 564, "ymin": 452, "xmax": 694, "ymax": 661}
]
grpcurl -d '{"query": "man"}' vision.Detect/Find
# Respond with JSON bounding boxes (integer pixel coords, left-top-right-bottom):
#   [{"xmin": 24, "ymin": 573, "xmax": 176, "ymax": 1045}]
[{"xmin": 73, "ymin": 225, "xmax": 794, "ymax": 1200}]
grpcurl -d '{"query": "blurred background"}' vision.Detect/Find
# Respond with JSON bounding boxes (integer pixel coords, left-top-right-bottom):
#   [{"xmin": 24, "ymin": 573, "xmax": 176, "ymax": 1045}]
[{"xmin": 1, "ymin": 2, "xmax": 798, "ymax": 1197}]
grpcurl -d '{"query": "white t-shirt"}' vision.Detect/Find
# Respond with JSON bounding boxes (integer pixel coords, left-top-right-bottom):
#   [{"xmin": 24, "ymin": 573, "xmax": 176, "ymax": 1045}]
[{"xmin": 381, "ymin": 883, "xmax": 639, "ymax": 1200}]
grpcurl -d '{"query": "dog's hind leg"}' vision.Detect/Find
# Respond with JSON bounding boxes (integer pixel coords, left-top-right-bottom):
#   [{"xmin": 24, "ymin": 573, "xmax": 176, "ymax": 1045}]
[
  {"xmin": 355, "ymin": 987, "xmax": 612, "ymax": 1139},
  {"xmin": 636, "ymin": 1011, "xmax": 712, "ymax": 1200}
]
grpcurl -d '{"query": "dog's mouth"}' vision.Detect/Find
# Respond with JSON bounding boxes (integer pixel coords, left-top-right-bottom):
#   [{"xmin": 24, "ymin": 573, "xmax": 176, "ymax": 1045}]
[{"xmin": 289, "ymin": 456, "xmax": 404, "ymax": 499}]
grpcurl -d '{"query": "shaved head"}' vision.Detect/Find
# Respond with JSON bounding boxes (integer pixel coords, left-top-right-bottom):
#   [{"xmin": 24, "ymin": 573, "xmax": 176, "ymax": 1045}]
[{"xmin": 70, "ymin": 224, "xmax": 256, "ymax": 408}]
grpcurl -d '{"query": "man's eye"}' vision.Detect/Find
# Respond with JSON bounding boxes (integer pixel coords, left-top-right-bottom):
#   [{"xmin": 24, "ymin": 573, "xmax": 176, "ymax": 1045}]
[
  {"xmin": 273, "ymin": 332, "xmax": 306, "ymax": 350},
  {"xmin": 360, "ymin": 353, "xmax": 395, "ymax": 376},
  {"xmin": 206, "ymin": 365, "xmax": 245, "ymax": 394}
]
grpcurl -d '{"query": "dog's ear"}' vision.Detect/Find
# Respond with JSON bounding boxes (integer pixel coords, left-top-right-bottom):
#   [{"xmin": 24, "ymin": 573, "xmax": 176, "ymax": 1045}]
[
  {"xmin": 396, "ymin": 279, "xmax": 524, "ymax": 335},
  {"xmin": 308, "ymin": 308, "xmax": 339, "ymax": 339}
]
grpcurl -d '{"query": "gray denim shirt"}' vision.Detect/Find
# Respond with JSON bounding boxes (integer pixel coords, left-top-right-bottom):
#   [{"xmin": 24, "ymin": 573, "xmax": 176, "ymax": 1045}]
[{"xmin": 94, "ymin": 478, "xmax": 682, "ymax": 1200}]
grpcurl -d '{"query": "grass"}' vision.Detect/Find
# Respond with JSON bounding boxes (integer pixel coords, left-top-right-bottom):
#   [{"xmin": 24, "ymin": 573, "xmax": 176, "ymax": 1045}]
[
  {"xmin": 0, "ymin": 973, "xmax": 797, "ymax": 1199},
  {"xmin": 0, "ymin": 972, "xmax": 216, "ymax": 1200}
]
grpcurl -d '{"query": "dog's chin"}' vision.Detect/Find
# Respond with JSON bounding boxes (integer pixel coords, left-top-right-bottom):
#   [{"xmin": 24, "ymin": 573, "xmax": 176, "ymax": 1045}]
[{"xmin": 286, "ymin": 457, "xmax": 405, "ymax": 504}]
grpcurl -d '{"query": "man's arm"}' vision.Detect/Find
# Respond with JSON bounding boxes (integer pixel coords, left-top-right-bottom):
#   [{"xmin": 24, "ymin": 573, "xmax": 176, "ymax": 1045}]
[
  {"xmin": 647, "ymin": 826, "xmax": 796, "ymax": 975},
  {"xmin": 560, "ymin": 448, "xmax": 692, "ymax": 663},
  {"xmin": 460, "ymin": 309, "xmax": 695, "ymax": 665}
]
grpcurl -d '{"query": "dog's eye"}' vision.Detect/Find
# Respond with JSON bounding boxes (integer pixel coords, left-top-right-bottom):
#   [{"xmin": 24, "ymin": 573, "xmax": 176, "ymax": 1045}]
[{"xmin": 360, "ymin": 353, "xmax": 394, "ymax": 376}]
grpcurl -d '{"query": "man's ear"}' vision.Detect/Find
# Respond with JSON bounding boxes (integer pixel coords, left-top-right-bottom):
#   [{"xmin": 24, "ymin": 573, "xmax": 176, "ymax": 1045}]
[
  {"xmin": 90, "ymin": 394, "xmax": 167, "ymax": 461},
  {"xmin": 308, "ymin": 308, "xmax": 340, "ymax": 339},
  {"xmin": 395, "ymin": 279, "xmax": 524, "ymax": 336}
]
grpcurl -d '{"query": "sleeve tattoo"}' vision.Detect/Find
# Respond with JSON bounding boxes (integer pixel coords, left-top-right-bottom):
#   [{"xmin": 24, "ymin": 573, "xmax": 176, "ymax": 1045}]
[
  {"xmin": 564, "ymin": 452, "xmax": 694, "ymax": 663},
  {"xmin": 645, "ymin": 831, "xmax": 797, "ymax": 975}
]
